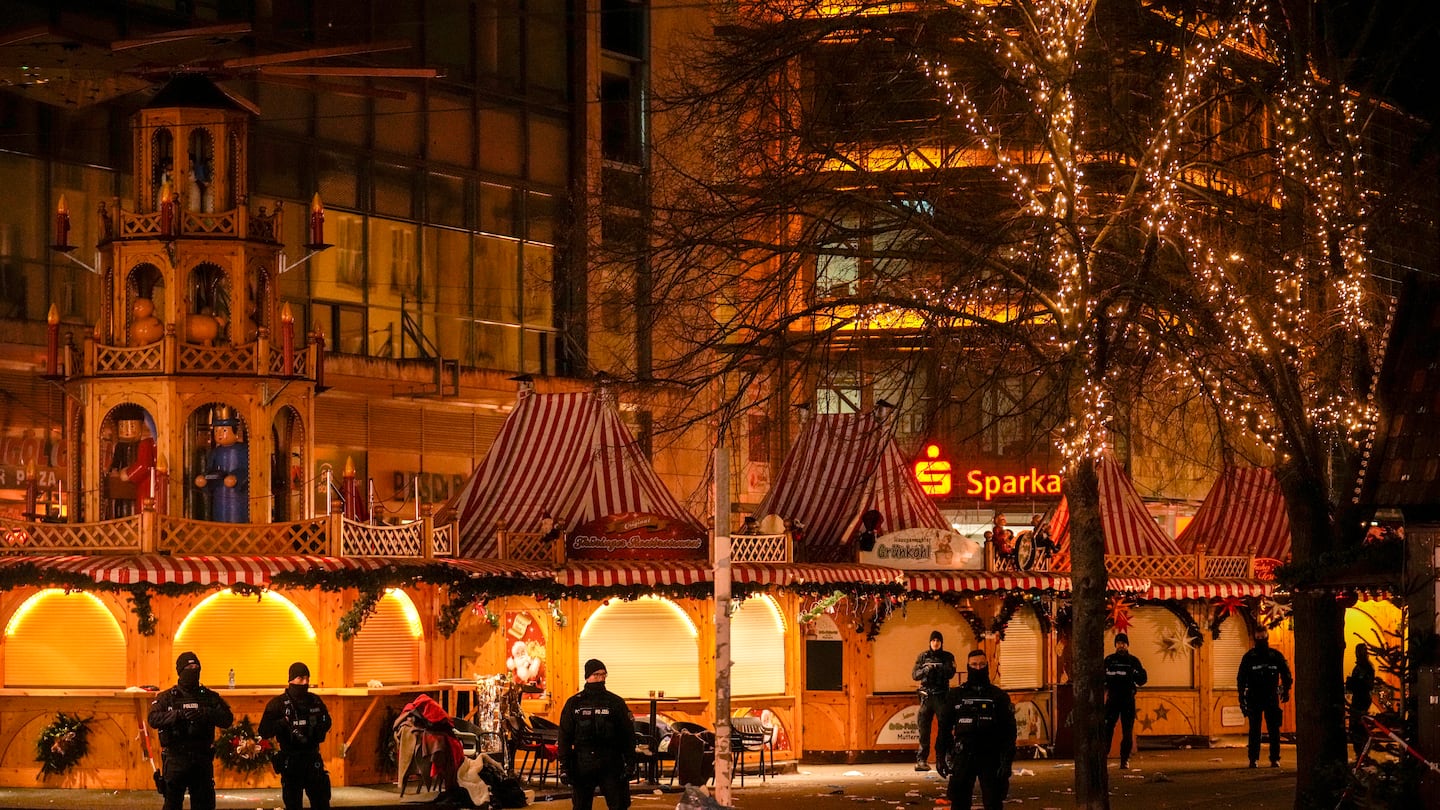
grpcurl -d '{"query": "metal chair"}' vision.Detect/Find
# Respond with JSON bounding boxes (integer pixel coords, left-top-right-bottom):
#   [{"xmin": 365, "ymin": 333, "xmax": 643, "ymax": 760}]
[{"xmin": 729, "ymin": 715, "xmax": 772, "ymax": 785}]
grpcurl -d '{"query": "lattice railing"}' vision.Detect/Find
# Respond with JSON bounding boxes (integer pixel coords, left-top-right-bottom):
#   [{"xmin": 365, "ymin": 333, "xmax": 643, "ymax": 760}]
[
  {"xmin": 95, "ymin": 341, "xmax": 164, "ymax": 374},
  {"xmin": 731, "ymin": 533, "xmax": 791, "ymax": 563},
  {"xmin": 0, "ymin": 515, "xmax": 143, "ymax": 553},
  {"xmin": 1202, "ymin": 555, "xmax": 1253, "ymax": 578},
  {"xmin": 431, "ymin": 523, "xmax": 454, "ymax": 557},
  {"xmin": 341, "ymin": 518, "xmax": 424, "ymax": 557},
  {"xmin": 116, "ymin": 209, "xmax": 165, "ymax": 239},
  {"xmin": 160, "ymin": 516, "xmax": 329, "ymax": 555},
  {"xmin": 182, "ymin": 210, "xmax": 239, "ymax": 238},
  {"xmin": 1106, "ymin": 555, "xmax": 1197, "ymax": 578},
  {"xmin": 266, "ymin": 344, "xmax": 311, "ymax": 377},
  {"xmin": 500, "ymin": 532, "xmax": 561, "ymax": 563},
  {"xmin": 177, "ymin": 342, "xmax": 256, "ymax": 374}
]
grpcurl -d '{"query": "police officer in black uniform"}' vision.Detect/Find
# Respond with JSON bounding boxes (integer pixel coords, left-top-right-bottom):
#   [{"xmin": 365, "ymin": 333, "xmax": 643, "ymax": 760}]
[
  {"xmin": 936, "ymin": 649, "xmax": 1017, "ymax": 810},
  {"xmin": 1237, "ymin": 626, "xmax": 1293, "ymax": 768},
  {"xmin": 148, "ymin": 651, "xmax": 235, "ymax": 810},
  {"xmin": 911, "ymin": 629, "xmax": 957, "ymax": 771},
  {"xmin": 1102, "ymin": 632, "xmax": 1148, "ymax": 770},
  {"xmin": 559, "ymin": 659, "xmax": 636, "ymax": 810},
  {"xmin": 259, "ymin": 662, "xmax": 333, "ymax": 809}
]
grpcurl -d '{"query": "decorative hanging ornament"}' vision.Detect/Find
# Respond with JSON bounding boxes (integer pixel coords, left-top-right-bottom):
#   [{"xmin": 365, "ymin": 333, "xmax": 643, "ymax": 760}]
[
  {"xmin": 1215, "ymin": 595, "xmax": 1245, "ymax": 619},
  {"xmin": 1258, "ymin": 597, "xmax": 1291, "ymax": 628},
  {"xmin": 1107, "ymin": 595, "xmax": 1133, "ymax": 633}
]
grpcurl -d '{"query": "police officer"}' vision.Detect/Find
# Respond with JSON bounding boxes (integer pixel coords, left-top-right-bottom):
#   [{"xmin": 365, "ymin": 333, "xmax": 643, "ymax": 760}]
[
  {"xmin": 1237, "ymin": 627, "xmax": 1292, "ymax": 768},
  {"xmin": 259, "ymin": 662, "xmax": 333, "ymax": 809},
  {"xmin": 911, "ymin": 629, "xmax": 957, "ymax": 771},
  {"xmin": 559, "ymin": 659, "xmax": 636, "ymax": 810},
  {"xmin": 1345, "ymin": 642, "xmax": 1376, "ymax": 759},
  {"xmin": 936, "ymin": 649, "xmax": 1017, "ymax": 810},
  {"xmin": 148, "ymin": 651, "xmax": 235, "ymax": 810},
  {"xmin": 1102, "ymin": 632, "xmax": 1148, "ymax": 770}
]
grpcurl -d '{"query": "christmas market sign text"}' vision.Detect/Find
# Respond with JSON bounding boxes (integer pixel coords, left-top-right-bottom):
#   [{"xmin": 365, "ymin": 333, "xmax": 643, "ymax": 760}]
[
  {"xmin": 566, "ymin": 511, "xmax": 708, "ymax": 560},
  {"xmin": 913, "ymin": 446, "xmax": 1061, "ymax": 501}
]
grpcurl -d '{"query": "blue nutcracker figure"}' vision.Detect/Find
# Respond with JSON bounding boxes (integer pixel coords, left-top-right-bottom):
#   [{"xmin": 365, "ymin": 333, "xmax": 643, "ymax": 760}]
[{"xmin": 194, "ymin": 408, "xmax": 249, "ymax": 523}]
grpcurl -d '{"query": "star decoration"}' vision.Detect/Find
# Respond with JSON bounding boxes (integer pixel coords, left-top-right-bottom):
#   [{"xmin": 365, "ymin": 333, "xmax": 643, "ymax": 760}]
[
  {"xmin": 1107, "ymin": 595, "xmax": 1133, "ymax": 633},
  {"xmin": 1139, "ymin": 714, "xmax": 1156, "ymax": 732},
  {"xmin": 1155, "ymin": 628, "xmax": 1184, "ymax": 661},
  {"xmin": 1216, "ymin": 596, "xmax": 1245, "ymax": 618},
  {"xmin": 1258, "ymin": 597, "xmax": 1291, "ymax": 628},
  {"xmin": 1153, "ymin": 705, "xmax": 1169, "ymax": 721}
]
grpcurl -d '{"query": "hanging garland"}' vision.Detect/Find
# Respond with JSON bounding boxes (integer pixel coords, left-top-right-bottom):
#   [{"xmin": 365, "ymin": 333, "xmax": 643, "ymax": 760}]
[
  {"xmin": 798, "ymin": 591, "xmax": 847, "ymax": 626},
  {"xmin": 35, "ymin": 712, "xmax": 92, "ymax": 778},
  {"xmin": 957, "ymin": 607, "xmax": 987, "ymax": 641},
  {"xmin": 337, "ymin": 587, "xmax": 384, "ymax": 642},
  {"xmin": 214, "ymin": 716, "xmax": 276, "ymax": 774}
]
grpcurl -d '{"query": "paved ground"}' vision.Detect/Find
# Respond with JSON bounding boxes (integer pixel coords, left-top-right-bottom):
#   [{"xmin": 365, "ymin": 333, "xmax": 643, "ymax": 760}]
[{"xmin": 0, "ymin": 745, "xmax": 1298, "ymax": 809}]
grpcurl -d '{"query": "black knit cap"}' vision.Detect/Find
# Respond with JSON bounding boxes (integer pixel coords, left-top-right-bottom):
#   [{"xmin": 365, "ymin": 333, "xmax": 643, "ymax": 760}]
[
  {"xmin": 929, "ymin": 630, "xmax": 944, "ymax": 643},
  {"xmin": 288, "ymin": 661, "xmax": 310, "ymax": 681},
  {"xmin": 175, "ymin": 651, "xmax": 200, "ymax": 674},
  {"xmin": 1114, "ymin": 633, "xmax": 1129, "ymax": 645},
  {"xmin": 584, "ymin": 658, "xmax": 606, "ymax": 678}
]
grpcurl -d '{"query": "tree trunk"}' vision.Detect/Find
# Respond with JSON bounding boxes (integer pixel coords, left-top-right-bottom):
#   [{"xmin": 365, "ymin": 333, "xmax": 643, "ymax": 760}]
[
  {"xmin": 1282, "ymin": 473, "xmax": 1350, "ymax": 808},
  {"xmin": 1067, "ymin": 458, "xmax": 1110, "ymax": 809}
]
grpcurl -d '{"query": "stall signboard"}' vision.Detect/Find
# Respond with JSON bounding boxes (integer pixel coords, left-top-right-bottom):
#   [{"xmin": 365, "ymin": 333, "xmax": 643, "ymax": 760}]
[
  {"xmin": 566, "ymin": 511, "xmax": 709, "ymax": 560},
  {"xmin": 875, "ymin": 705, "xmax": 920, "ymax": 745},
  {"xmin": 503, "ymin": 610, "xmax": 547, "ymax": 695},
  {"xmin": 858, "ymin": 527, "xmax": 982, "ymax": 570}
]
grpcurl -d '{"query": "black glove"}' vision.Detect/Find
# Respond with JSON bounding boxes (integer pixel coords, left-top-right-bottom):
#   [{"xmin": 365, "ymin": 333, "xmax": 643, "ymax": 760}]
[
  {"xmin": 1239, "ymin": 698, "xmax": 1249, "ymax": 715},
  {"xmin": 1279, "ymin": 691, "xmax": 1290, "ymax": 703},
  {"xmin": 936, "ymin": 755, "xmax": 950, "ymax": 778},
  {"xmin": 181, "ymin": 705, "xmax": 203, "ymax": 721}
]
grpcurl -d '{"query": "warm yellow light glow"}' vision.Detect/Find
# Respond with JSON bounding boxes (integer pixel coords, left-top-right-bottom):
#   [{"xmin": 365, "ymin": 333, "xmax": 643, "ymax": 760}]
[
  {"xmin": 385, "ymin": 588, "xmax": 424, "ymax": 638},
  {"xmin": 581, "ymin": 595, "xmax": 699, "ymax": 639},
  {"xmin": 6, "ymin": 589, "xmax": 110, "ymax": 637},
  {"xmin": 177, "ymin": 589, "xmax": 317, "ymax": 641},
  {"xmin": 745, "ymin": 594, "xmax": 786, "ymax": 634}
]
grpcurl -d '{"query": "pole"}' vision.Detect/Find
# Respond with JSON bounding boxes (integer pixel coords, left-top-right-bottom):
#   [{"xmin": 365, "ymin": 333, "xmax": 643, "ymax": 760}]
[{"xmin": 714, "ymin": 442, "xmax": 733, "ymax": 806}]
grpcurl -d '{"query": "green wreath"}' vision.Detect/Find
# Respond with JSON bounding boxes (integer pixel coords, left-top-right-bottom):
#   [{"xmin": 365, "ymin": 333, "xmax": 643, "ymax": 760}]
[
  {"xmin": 35, "ymin": 712, "xmax": 92, "ymax": 777},
  {"xmin": 214, "ymin": 716, "xmax": 276, "ymax": 773}
]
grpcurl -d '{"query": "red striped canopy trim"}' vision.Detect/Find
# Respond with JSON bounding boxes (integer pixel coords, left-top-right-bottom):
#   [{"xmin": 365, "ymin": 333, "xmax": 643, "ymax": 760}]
[
  {"xmin": 724, "ymin": 563, "xmax": 905, "ymax": 588},
  {"xmin": 453, "ymin": 391, "xmax": 702, "ymax": 558},
  {"xmin": 906, "ymin": 571, "xmax": 1073, "ymax": 593},
  {"xmin": 755, "ymin": 413, "xmax": 953, "ymax": 563},
  {"xmin": 1048, "ymin": 458, "xmax": 1185, "ymax": 571},
  {"xmin": 556, "ymin": 561, "xmax": 712, "ymax": 588},
  {"xmin": 903, "ymin": 572, "xmax": 1152, "ymax": 594},
  {"xmin": 1143, "ymin": 578, "xmax": 1275, "ymax": 600},
  {"xmin": 1175, "ymin": 467, "xmax": 1291, "ymax": 560},
  {"xmin": 0, "ymin": 554, "xmax": 551, "ymax": 587}
]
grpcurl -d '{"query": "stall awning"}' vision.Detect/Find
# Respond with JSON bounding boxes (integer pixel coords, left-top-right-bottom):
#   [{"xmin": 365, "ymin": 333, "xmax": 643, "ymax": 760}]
[
  {"xmin": 556, "ymin": 561, "xmax": 712, "ymax": 588},
  {"xmin": 1144, "ymin": 578, "xmax": 1276, "ymax": 600},
  {"xmin": 904, "ymin": 571, "xmax": 1151, "ymax": 594},
  {"xmin": 0, "ymin": 554, "xmax": 553, "ymax": 587},
  {"xmin": 1175, "ymin": 467, "xmax": 1291, "ymax": 560},
  {"xmin": 735, "ymin": 563, "xmax": 906, "ymax": 587}
]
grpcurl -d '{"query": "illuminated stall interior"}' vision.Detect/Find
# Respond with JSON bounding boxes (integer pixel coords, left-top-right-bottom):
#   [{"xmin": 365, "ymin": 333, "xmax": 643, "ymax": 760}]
[
  {"xmin": 174, "ymin": 591, "xmax": 318, "ymax": 686},
  {"xmin": 4, "ymin": 590, "xmax": 127, "ymax": 687}
]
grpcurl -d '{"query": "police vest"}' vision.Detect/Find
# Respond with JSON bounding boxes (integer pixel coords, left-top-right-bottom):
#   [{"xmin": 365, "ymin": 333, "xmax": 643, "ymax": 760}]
[
  {"xmin": 953, "ymin": 693, "xmax": 1002, "ymax": 735},
  {"xmin": 572, "ymin": 704, "xmax": 618, "ymax": 747}
]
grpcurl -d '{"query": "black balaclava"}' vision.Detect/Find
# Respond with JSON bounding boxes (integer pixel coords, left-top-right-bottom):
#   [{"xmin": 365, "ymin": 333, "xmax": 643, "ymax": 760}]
[
  {"xmin": 1254, "ymin": 631, "xmax": 1270, "ymax": 649},
  {"xmin": 176, "ymin": 651, "xmax": 201, "ymax": 689},
  {"xmin": 966, "ymin": 650, "xmax": 990, "ymax": 687},
  {"xmin": 286, "ymin": 661, "xmax": 310, "ymax": 697}
]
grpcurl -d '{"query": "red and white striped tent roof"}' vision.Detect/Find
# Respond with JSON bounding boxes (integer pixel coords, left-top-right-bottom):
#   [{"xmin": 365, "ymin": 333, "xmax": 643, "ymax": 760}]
[
  {"xmin": 1175, "ymin": 467, "xmax": 1291, "ymax": 561},
  {"xmin": 451, "ymin": 390, "xmax": 702, "ymax": 558},
  {"xmin": 755, "ymin": 412, "xmax": 952, "ymax": 563},
  {"xmin": 1048, "ymin": 458, "xmax": 1185, "ymax": 571}
]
